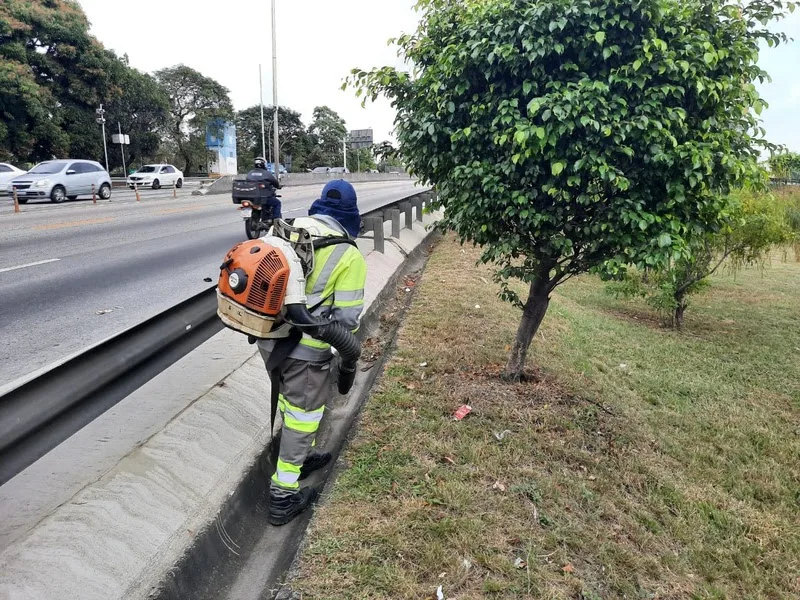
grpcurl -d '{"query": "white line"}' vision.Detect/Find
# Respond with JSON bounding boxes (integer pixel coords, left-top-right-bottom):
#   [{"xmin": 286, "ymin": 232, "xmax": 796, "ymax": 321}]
[{"xmin": 0, "ymin": 258, "xmax": 61, "ymax": 274}]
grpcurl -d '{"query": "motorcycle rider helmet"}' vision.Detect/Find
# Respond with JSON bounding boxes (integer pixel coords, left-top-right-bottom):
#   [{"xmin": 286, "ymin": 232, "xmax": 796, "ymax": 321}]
[{"xmin": 254, "ymin": 157, "xmax": 267, "ymax": 170}]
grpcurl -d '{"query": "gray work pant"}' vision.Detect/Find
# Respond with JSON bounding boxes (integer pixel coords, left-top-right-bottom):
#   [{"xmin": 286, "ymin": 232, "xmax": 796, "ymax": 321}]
[{"xmin": 258, "ymin": 351, "xmax": 334, "ymax": 493}]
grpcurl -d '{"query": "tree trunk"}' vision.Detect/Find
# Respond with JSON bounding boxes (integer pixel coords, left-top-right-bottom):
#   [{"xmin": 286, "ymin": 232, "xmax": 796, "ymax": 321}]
[
  {"xmin": 504, "ymin": 276, "xmax": 552, "ymax": 381},
  {"xmin": 674, "ymin": 297, "xmax": 688, "ymax": 331}
]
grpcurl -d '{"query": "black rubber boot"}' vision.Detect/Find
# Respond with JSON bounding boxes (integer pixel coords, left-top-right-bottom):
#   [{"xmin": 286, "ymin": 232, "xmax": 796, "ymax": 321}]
[
  {"xmin": 299, "ymin": 452, "xmax": 332, "ymax": 480},
  {"xmin": 268, "ymin": 486, "xmax": 319, "ymax": 526}
]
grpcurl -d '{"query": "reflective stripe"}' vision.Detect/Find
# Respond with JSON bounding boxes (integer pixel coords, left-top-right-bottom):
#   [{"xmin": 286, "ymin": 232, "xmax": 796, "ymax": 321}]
[
  {"xmin": 300, "ymin": 336, "xmax": 330, "ymax": 350},
  {"xmin": 334, "ymin": 289, "xmax": 364, "ymax": 302},
  {"xmin": 310, "ymin": 244, "xmax": 351, "ymax": 296},
  {"xmin": 284, "ymin": 411, "xmax": 324, "ymax": 433},
  {"xmin": 272, "ymin": 458, "xmax": 301, "ymax": 489},
  {"xmin": 285, "ymin": 343, "xmax": 333, "ymax": 362},
  {"xmin": 334, "ymin": 298, "xmax": 365, "ymax": 309}
]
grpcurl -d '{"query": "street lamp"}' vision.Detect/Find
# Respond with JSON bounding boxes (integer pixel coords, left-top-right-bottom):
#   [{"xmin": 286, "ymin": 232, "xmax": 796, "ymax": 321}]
[
  {"xmin": 271, "ymin": 0, "xmax": 280, "ymax": 173},
  {"xmin": 96, "ymin": 105, "xmax": 109, "ymax": 173}
]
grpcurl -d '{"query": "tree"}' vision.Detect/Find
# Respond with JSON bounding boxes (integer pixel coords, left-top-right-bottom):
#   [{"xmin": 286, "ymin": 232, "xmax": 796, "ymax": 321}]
[
  {"xmin": 0, "ymin": 0, "xmax": 128, "ymax": 163},
  {"xmin": 104, "ymin": 64, "xmax": 170, "ymax": 173},
  {"xmin": 236, "ymin": 105, "xmax": 309, "ymax": 172},
  {"xmin": 374, "ymin": 140, "xmax": 404, "ymax": 172},
  {"xmin": 154, "ymin": 64, "xmax": 233, "ymax": 172},
  {"xmin": 308, "ymin": 106, "xmax": 347, "ymax": 167},
  {"xmin": 769, "ymin": 151, "xmax": 800, "ymax": 181},
  {"xmin": 349, "ymin": 0, "xmax": 795, "ymax": 379},
  {"xmin": 347, "ymin": 146, "xmax": 377, "ymax": 172},
  {"xmin": 609, "ymin": 189, "xmax": 789, "ymax": 327}
]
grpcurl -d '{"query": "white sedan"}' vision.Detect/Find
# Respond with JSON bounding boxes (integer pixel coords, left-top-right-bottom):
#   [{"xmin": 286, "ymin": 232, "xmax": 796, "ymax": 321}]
[
  {"xmin": 0, "ymin": 163, "xmax": 25, "ymax": 195},
  {"xmin": 127, "ymin": 164, "xmax": 184, "ymax": 190}
]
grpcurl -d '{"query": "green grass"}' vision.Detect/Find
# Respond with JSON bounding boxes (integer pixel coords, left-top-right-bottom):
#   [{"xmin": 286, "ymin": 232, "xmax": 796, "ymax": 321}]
[{"xmin": 292, "ymin": 237, "xmax": 800, "ymax": 599}]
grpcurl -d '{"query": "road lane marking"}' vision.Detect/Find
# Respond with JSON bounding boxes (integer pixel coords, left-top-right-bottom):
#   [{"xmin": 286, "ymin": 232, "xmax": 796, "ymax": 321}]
[
  {"xmin": 0, "ymin": 258, "xmax": 61, "ymax": 274},
  {"xmin": 35, "ymin": 217, "xmax": 115, "ymax": 230}
]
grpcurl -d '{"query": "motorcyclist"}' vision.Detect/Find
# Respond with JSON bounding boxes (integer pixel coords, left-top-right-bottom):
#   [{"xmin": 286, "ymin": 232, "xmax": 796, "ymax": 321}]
[{"xmin": 247, "ymin": 156, "xmax": 283, "ymax": 220}]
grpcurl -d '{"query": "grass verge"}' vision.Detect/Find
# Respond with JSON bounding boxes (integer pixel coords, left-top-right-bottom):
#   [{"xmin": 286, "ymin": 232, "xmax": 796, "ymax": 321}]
[{"xmin": 291, "ymin": 236, "xmax": 800, "ymax": 599}]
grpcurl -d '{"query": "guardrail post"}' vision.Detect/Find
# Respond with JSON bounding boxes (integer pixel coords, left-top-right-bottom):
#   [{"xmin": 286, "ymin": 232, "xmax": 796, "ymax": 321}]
[
  {"xmin": 390, "ymin": 208, "xmax": 401, "ymax": 238},
  {"xmin": 92, "ymin": 184, "xmax": 96, "ymax": 204},
  {"xmin": 366, "ymin": 216, "xmax": 385, "ymax": 253},
  {"xmin": 400, "ymin": 201, "xmax": 412, "ymax": 230},
  {"xmin": 413, "ymin": 198, "xmax": 423, "ymax": 222},
  {"xmin": 13, "ymin": 187, "xmax": 20, "ymax": 213},
  {"xmin": 135, "ymin": 183, "xmax": 140, "ymax": 202}
]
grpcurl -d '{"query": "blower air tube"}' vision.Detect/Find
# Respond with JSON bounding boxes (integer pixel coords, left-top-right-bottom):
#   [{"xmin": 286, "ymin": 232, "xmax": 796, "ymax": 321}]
[{"xmin": 285, "ymin": 304, "xmax": 361, "ymax": 394}]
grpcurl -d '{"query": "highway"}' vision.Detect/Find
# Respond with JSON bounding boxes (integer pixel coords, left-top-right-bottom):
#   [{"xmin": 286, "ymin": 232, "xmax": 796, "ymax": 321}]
[{"xmin": 0, "ymin": 180, "xmax": 425, "ymax": 386}]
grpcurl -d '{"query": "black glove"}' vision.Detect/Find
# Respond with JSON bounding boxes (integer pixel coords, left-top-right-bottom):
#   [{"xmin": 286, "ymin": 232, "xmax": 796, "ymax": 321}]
[
  {"xmin": 337, "ymin": 360, "xmax": 357, "ymax": 395},
  {"xmin": 247, "ymin": 335, "xmax": 257, "ymax": 345}
]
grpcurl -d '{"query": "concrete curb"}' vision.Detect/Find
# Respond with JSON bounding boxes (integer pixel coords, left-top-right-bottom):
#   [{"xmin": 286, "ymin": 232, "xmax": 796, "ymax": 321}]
[{"xmin": 0, "ymin": 212, "xmax": 441, "ymax": 600}]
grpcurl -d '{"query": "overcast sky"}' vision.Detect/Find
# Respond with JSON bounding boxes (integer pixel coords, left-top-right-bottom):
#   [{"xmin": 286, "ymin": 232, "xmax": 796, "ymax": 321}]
[{"xmin": 77, "ymin": 1, "xmax": 799, "ymax": 152}]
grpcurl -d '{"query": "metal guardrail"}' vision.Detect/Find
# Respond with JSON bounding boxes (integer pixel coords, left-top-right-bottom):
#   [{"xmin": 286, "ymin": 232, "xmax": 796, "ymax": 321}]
[
  {"xmin": 0, "ymin": 191, "xmax": 437, "ymax": 486},
  {"xmin": 360, "ymin": 190, "xmax": 436, "ymax": 253}
]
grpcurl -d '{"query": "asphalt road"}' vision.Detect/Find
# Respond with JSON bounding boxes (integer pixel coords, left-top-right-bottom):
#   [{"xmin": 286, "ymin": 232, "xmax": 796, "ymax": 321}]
[{"xmin": 0, "ymin": 180, "xmax": 426, "ymax": 386}]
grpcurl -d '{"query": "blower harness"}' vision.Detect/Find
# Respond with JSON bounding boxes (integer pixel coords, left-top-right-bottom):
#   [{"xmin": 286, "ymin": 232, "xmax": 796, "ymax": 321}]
[{"xmin": 217, "ymin": 219, "xmax": 361, "ymax": 395}]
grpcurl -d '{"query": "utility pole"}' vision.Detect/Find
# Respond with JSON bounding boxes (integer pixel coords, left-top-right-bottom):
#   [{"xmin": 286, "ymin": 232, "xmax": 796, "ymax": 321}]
[
  {"xmin": 259, "ymin": 64, "xmax": 267, "ymax": 161},
  {"xmin": 96, "ymin": 105, "xmax": 109, "ymax": 173},
  {"xmin": 271, "ymin": 0, "xmax": 280, "ymax": 174},
  {"xmin": 117, "ymin": 122, "xmax": 127, "ymax": 176},
  {"xmin": 343, "ymin": 136, "xmax": 348, "ymax": 171}
]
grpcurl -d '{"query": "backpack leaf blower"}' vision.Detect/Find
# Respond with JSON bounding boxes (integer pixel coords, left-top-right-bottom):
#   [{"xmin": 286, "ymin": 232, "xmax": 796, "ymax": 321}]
[{"xmin": 216, "ymin": 220, "xmax": 361, "ymax": 394}]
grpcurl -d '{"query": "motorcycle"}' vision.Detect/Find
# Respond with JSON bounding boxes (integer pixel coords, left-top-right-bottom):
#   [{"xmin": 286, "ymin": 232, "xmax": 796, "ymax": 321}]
[
  {"xmin": 240, "ymin": 195, "xmax": 282, "ymax": 240},
  {"xmin": 232, "ymin": 177, "xmax": 282, "ymax": 240}
]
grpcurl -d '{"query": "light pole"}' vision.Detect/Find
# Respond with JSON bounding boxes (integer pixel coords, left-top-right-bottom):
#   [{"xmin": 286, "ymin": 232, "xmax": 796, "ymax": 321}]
[
  {"xmin": 96, "ymin": 105, "xmax": 109, "ymax": 173},
  {"xmin": 117, "ymin": 122, "xmax": 127, "ymax": 176},
  {"xmin": 259, "ymin": 64, "xmax": 267, "ymax": 161},
  {"xmin": 271, "ymin": 0, "xmax": 280, "ymax": 173}
]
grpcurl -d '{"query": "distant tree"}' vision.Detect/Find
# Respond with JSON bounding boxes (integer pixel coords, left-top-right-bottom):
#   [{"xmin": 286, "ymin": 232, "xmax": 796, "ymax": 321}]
[
  {"xmin": 349, "ymin": 0, "xmax": 796, "ymax": 379},
  {"xmin": 236, "ymin": 105, "xmax": 309, "ymax": 172},
  {"xmin": 347, "ymin": 147, "xmax": 377, "ymax": 172},
  {"xmin": 609, "ymin": 189, "xmax": 790, "ymax": 327},
  {"xmin": 154, "ymin": 64, "xmax": 233, "ymax": 172},
  {"xmin": 308, "ymin": 106, "xmax": 347, "ymax": 167},
  {"xmin": 769, "ymin": 151, "xmax": 800, "ymax": 181},
  {"xmin": 0, "ymin": 0, "xmax": 128, "ymax": 163},
  {"xmin": 374, "ymin": 140, "xmax": 404, "ymax": 172}
]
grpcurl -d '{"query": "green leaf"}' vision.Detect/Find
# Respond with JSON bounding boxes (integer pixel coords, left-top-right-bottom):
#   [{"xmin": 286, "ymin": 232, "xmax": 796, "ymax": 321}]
[
  {"xmin": 523, "ymin": 81, "xmax": 532, "ymax": 96},
  {"xmin": 463, "ymin": 127, "xmax": 471, "ymax": 138},
  {"xmin": 603, "ymin": 47, "xmax": 613, "ymax": 60},
  {"xmin": 552, "ymin": 162, "xmax": 565, "ymax": 176},
  {"xmin": 658, "ymin": 233, "xmax": 672, "ymax": 248},
  {"xmin": 447, "ymin": 101, "xmax": 455, "ymax": 113},
  {"xmin": 595, "ymin": 31, "xmax": 606, "ymax": 45},
  {"xmin": 703, "ymin": 52, "xmax": 715, "ymax": 65},
  {"xmin": 633, "ymin": 59, "xmax": 642, "ymax": 71}
]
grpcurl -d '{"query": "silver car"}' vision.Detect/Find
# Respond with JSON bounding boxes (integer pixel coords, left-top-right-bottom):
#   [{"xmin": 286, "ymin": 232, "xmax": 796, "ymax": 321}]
[{"xmin": 10, "ymin": 160, "xmax": 112, "ymax": 204}]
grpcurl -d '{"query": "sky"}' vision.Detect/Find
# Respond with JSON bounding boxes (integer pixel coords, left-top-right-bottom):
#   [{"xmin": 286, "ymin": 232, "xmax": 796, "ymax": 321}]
[{"xmin": 77, "ymin": 1, "xmax": 800, "ymax": 152}]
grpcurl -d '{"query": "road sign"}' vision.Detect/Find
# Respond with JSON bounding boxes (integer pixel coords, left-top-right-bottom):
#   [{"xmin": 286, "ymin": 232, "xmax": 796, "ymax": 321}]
[
  {"xmin": 112, "ymin": 134, "xmax": 130, "ymax": 145},
  {"xmin": 348, "ymin": 129, "xmax": 373, "ymax": 150}
]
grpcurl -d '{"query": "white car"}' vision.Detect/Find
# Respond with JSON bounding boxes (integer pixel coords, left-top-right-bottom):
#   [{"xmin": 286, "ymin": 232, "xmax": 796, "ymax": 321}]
[
  {"xmin": 127, "ymin": 164, "xmax": 184, "ymax": 190},
  {"xmin": 0, "ymin": 163, "xmax": 25, "ymax": 195}
]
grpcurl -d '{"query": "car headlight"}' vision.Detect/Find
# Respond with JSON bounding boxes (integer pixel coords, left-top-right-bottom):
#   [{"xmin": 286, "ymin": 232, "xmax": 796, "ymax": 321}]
[{"xmin": 34, "ymin": 179, "xmax": 50, "ymax": 188}]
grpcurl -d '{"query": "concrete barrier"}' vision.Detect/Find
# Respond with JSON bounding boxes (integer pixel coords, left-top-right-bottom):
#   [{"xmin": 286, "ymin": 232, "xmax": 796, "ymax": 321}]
[{"xmin": 0, "ymin": 203, "xmax": 442, "ymax": 600}]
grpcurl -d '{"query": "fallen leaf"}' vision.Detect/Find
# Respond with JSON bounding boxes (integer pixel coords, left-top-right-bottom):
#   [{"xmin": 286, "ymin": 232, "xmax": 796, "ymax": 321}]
[
  {"xmin": 443, "ymin": 456, "xmax": 456, "ymax": 465},
  {"xmin": 562, "ymin": 563, "xmax": 575, "ymax": 574},
  {"xmin": 492, "ymin": 480, "xmax": 507, "ymax": 493},
  {"xmin": 514, "ymin": 557, "xmax": 527, "ymax": 569},
  {"xmin": 406, "ymin": 383, "xmax": 417, "ymax": 390}
]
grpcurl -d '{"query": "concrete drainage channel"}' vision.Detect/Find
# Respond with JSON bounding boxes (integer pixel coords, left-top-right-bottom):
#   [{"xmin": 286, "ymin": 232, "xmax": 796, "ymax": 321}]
[{"xmin": 154, "ymin": 235, "xmax": 438, "ymax": 600}]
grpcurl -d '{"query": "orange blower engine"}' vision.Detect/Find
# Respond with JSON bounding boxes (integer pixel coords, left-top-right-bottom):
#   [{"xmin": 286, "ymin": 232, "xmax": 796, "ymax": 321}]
[{"xmin": 216, "ymin": 221, "xmax": 362, "ymax": 394}]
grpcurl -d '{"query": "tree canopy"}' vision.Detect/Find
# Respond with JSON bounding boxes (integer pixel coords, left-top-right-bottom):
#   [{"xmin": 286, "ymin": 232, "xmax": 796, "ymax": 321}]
[
  {"xmin": 350, "ymin": 0, "xmax": 796, "ymax": 377},
  {"xmin": 0, "ymin": 0, "xmax": 126, "ymax": 163},
  {"xmin": 154, "ymin": 64, "xmax": 234, "ymax": 172},
  {"xmin": 308, "ymin": 105, "xmax": 348, "ymax": 167}
]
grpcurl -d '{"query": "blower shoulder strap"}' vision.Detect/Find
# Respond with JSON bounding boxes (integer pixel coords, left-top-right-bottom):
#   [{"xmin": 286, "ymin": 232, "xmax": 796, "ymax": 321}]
[{"xmin": 312, "ymin": 237, "xmax": 358, "ymax": 251}]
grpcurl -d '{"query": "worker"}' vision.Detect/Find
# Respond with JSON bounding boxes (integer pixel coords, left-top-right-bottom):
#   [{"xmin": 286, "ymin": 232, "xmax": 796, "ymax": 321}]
[
  {"xmin": 258, "ymin": 180, "xmax": 366, "ymax": 526},
  {"xmin": 248, "ymin": 156, "xmax": 283, "ymax": 219}
]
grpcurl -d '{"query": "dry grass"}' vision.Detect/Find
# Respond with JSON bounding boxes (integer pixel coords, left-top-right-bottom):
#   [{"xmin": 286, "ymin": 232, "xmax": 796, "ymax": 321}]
[{"xmin": 291, "ymin": 237, "xmax": 800, "ymax": 600}]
